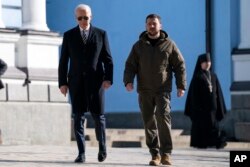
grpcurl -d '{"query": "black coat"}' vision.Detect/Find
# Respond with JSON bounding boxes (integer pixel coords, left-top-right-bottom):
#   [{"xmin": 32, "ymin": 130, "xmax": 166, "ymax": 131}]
[
  {"xmin": 0, "ymin": 59, "xmax": 7, "ymax": 89},
  {"xmin": 184, "ymin": 70, "xmax": 226, "ymax": 148},
  {"xmin": 58, "ymin": 25, "xmax": 113, "ymax": 114},
  {"xmin": 184, "ymin": 53, "xmax": 227, "ymax": 148},
  {"xmin": 185, "ymin": 71, "xmax": 226, "ymax": 120}
]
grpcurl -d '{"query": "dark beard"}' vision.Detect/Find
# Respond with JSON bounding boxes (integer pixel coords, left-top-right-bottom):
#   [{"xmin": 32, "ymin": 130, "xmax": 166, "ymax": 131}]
[
  {"xmin": 148, "ymin": 31, "xmax": 160, "ymax": 39},
  {"xmin": 148, "ymin": 31, "xmax": 158, "ymax": 36}
]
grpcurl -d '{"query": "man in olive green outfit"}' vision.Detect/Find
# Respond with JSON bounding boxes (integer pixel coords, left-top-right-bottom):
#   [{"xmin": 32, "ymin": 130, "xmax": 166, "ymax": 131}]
[{"xmin": 123, "ymin": 14, "xmax": 186, "ymax": 166}]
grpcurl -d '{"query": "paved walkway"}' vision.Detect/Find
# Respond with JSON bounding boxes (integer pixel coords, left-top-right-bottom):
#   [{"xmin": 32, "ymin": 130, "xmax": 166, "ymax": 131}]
[{"xmin": 0, "ymin": 143, "xmax": 232, "ymax": 167}]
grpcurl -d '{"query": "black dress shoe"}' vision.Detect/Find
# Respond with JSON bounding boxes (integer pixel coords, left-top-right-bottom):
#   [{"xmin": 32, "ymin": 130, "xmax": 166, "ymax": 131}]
[
  {"xmin": 98, "ymin": 152, "xmax": 107, "ymax": 162},
  {"xmin": 74, "ymin": 155, "xmax": 85, "ymax": 163}
]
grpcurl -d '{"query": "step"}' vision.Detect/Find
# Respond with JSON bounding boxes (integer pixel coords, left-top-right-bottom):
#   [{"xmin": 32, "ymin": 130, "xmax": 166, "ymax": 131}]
[
  {"xmin": 85, "ymin": 128, "xmax": 183, "ymax": 138},
  {"xmin": 85, "ymin": 128, "xmax": 144, "ymax": 136},
  {"xmin": 84, "ymin": 128, "xmax": 186, "ymax": 148},
  {"xmin": 85, "ymin": 138, "xmax": 250, "ymax": 149},
  {"xmin": 226, "ymin": 141, "xmax": 250, "ymax": 149},
  {"xmin": 235, "ymin": 122, "xmax": 250, "ymax": 142},
  {"xmin": 171, "ymin": 129, "xmax": 184, "ymax": 137}
]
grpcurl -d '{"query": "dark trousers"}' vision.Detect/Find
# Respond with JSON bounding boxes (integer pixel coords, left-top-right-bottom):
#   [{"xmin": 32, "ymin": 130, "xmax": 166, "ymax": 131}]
[
  {"xmin": 70, "ymin": 77, "xmax": 106, "ymax": 155},
  {"xmin": 74, "ymin": 112, "xmax": 106, "ymax": 156},
  {"xmin": 139, "ymin": 92, "xmax": 172, "ymax": 156}
]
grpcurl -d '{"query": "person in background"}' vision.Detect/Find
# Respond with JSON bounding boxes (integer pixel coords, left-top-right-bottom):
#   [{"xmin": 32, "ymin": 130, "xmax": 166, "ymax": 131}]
[
  {"xmin": 58, "ymin": 4, "xmax": 113, "ymax": 163},
  {"xmin": 0, "ymin": 58, "xmax": 7, "ymax": 89},
  {"xmin": 184, "ymin": 53, "xmax": 227, "ymax": 149},
  {"xmin": 123, "ymin": 14, "xmax": 186, "ymax": 166}
]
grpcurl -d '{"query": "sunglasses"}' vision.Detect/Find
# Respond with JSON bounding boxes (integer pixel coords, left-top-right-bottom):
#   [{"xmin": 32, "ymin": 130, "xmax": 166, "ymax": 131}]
[{"xmin": 77, "ymin": 16, "xmax": 89, "ymax": 21}]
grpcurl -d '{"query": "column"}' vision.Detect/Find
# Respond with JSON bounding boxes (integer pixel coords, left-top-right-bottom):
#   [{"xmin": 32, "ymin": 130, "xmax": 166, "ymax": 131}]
[
  {"xmin": 230, "ymin": 0, "xmax": 250, "ymax": 142},
  {"xmin": 0, "ymin": 0, "xmax": 5, "ymax": 28},
  {"xmin": 22, "ymin": 0, "xmax": 49, "ymax": 31},
  {"xmin": 239, "ymin": 0, "xmax": 250, "ymax": 48}
]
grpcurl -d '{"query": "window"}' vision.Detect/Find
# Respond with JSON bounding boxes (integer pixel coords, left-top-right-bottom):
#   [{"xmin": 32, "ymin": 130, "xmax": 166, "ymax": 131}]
[{"xmin": 2, "ymin": 0, "xmax": 22, "ymax": 28}]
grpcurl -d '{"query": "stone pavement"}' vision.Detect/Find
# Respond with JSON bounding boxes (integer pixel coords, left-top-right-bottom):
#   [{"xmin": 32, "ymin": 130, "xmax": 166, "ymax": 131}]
[{"xmin": 0, "ymin": 142, "xmax": 234, "ymax": 167}]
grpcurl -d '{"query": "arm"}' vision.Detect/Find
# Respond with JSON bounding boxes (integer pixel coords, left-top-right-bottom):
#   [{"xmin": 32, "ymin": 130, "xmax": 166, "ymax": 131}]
[
  {"xmin": 184, "ymin": 75, "xmax": 202, "ymax": 119},
  {"xmin": 123, "ymin": 45, "xmax": 138, "ymax": 91},
  {"xmin": 58, "ymin": 33, "xmax": 70, "ymax": 95},
  {"xmin": 0, "ymin": 59, "xmax": 7, "ymax": 76},
  {"xmin": 100, "ymin": 31, "xmax": 113, "ymax": 89},
  {"xmin": 184, "ymin": 80, "xmax": 194, "ymax": 117},
  {"xmin": 169, "ymin": 42, "xmax": 186, "ymax": 96},
  {"xmin": 214, "ymin": 74, "xmax": 227, "ymax": 121}
]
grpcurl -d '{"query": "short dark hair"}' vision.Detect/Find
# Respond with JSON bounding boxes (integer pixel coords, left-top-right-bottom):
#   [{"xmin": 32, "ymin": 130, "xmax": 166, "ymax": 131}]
[{"xmin": 146, "ymin": 14, "xmax": 161, "ymax": 23}]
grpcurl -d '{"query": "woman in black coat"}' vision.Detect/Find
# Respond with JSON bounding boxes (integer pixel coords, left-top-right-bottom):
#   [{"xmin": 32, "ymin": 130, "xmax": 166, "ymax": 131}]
[
  {"xmin": 184, "ymin": 53, "xmax": 227, "ymax": 149},
  {"xmin": 0, "ymin": 59, "xmax": 7, "ymax": 89}
]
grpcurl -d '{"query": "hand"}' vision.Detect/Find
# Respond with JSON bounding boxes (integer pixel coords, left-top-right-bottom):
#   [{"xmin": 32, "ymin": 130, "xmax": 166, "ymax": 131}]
[
  {"xmin": 60, "ymin": 85, "xmax": 68, "ymax": 97},
  {"xmin": 126, "ymin": 83, "xmax": 134, "ymax": 92},
  {"xmin": 177, "ymin": 89, "xmax": 185, "ymax": 97},
  {"xmin": 102, "ymin": 81, "xmax": 111, "ymax": 90}
]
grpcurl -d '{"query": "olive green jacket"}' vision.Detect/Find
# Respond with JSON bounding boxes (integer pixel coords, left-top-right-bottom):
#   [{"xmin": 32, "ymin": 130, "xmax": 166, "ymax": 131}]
[{"xmin": 123, "ymin": 31, "xmax": 186, "ymax": 93}]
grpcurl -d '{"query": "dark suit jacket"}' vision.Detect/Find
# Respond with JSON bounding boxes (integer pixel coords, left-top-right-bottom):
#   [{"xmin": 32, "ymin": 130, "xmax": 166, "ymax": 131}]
[
  {"xmin": 0, "ymin": 59, "xmax": 7, "ymax": 89},
  {"xmin": 58, "ymin": 25, "xmax": 113, "ymax": 114}
]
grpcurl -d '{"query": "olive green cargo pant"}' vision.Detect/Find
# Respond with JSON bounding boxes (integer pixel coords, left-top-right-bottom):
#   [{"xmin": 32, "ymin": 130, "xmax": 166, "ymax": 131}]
[{"xmin": 138, "ymin": 92, "xmax": 172, "ymax": 156}]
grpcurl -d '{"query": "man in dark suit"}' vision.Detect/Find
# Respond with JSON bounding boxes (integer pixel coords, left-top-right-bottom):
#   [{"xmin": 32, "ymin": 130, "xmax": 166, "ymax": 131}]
[
  {"xmin": 58, "ymin": 4, "xmax": 113, "ymax": 163},
  {"xmin": 0, "ymin": 59, "xmax": 7, "ymax": 89}
]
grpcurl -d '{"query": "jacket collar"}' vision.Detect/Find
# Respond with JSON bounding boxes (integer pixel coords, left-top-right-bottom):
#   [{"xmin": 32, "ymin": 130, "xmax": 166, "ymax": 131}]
[
  {"xmin": 74, "ymin": 24, "xmax": 96, "ymax": 43},
  {"xmin": 139, "ymin": 30, "xmax": 169, "ymax": 42}
]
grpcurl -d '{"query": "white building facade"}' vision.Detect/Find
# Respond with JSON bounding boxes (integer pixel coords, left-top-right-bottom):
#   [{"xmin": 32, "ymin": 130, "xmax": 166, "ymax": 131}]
[
  {"xmin": 0, "ymin": 0, "xmax": 250, "ymax": 144},
  {"xmin": 0, "ymin": 0, "xmax": 71, "ymax": 145}
]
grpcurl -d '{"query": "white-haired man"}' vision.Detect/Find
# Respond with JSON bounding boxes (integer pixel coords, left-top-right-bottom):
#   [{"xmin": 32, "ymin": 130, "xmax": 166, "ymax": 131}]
[{"xmin": 58, "ymin": 4, "xmax": 113, "ymax": 163}]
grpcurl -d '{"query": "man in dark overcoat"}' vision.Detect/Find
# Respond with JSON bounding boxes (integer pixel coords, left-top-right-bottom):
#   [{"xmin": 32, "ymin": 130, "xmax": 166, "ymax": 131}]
[{"xmin": 58, "ymin": 4, "xmax": 113, "ymax": 163}]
